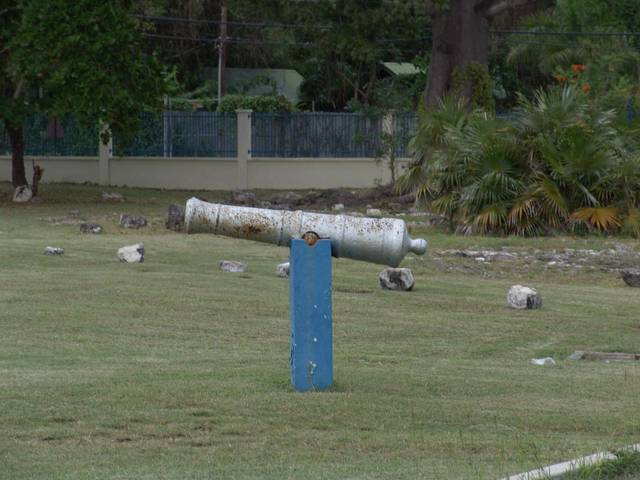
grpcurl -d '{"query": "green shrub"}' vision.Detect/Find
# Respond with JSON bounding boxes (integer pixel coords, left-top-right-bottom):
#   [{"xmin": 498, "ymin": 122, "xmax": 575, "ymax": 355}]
[
  {"xmin": 217, "ymin": 94, "xmax": 295, "ymax": 113},
  {"xmin": 399, "ymin": 86, "xmax": 640, "ymax": 237}
]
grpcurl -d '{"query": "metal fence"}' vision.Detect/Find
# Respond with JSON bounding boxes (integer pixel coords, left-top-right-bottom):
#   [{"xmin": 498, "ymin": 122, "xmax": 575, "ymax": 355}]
[
  {"xmin": 251, "ymin": 112, "xmax": 387, "ymax": 158},
  {"xmin": 0, "ymin": 115, "xmax": 98, "ymax": 156},
  {"xmin": 114, "ymin": 111, "xmax": 237, "ymax": 157},
  {"xmin": 393, "ymin": 112, "xmax": 417, "ymax": 158},
  {"xmin": 2, "ymin": 111, "xmax": 419, "ymax": 159}
]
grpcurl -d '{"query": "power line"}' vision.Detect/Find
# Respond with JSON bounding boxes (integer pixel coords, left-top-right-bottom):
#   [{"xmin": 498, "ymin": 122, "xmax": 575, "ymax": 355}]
[
  {"xmin": 144, "ymin": 33, "xmax": 427, "ymax": 53},
  {"xmin": 493, "ymin": 29, "xmax": 640, "ymax": 37},
  {"xmin": 142, "ymin": 33, "xmax": 217, "ymax": 44},
  {"xmin": 133, "ymin": 13, "xmax": 332, "ymax": 30},
  {"xmin": 137, "ymin": 14, "xmax": 640, "ymax": 38}
]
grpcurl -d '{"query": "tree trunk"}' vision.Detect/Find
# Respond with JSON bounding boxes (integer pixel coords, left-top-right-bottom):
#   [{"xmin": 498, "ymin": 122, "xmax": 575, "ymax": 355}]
[
  {"xmin": 423, "ymin": 0, "xmax": 490, "ymax": 108},
  {"xmin": 7, "ymin": 123, "xmax": 28, "ymax": 188}
]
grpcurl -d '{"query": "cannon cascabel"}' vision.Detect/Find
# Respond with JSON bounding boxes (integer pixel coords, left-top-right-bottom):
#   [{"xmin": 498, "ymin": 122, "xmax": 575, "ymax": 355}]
[{"xmin": 184, "ymin": 197, "xmax": 427, "ymax": 267}]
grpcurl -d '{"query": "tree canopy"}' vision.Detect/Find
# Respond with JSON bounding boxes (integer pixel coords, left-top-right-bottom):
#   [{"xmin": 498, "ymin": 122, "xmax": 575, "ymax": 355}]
[{"xmin": 1, "ymin": 0, "xmax": 167, "ymax": 187}]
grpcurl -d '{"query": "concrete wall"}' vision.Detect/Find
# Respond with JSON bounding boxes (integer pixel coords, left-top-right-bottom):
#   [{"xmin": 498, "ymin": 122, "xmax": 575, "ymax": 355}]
[
  {"xmin": 247, "ymin": 157, "xmax": 409, "ymax": 189},
  {"xmin": 0, "ymin": 110, "xmax": 413, "ymax": 191},
  {"xmin": 0, "ymin": 155, "xmax": 409, "ymax": 190},
  {"xmin": 0, "ymin": 156, "xmax": 100, "ymax": 184}
]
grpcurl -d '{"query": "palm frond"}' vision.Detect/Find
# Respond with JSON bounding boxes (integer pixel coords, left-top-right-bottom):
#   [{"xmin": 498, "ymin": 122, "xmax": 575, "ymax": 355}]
[
  {"xmin": 622, "ymin": 207, "xmax": 640, "ymax": 238},
  {"xmin": 571, "ymin": 206, "xmax": 621, "ymax": 231}
]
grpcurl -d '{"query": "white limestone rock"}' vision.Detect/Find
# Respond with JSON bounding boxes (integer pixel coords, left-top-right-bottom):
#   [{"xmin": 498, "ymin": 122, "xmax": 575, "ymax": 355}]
[
  {"xmin": 530, "ymin": 357, "xmax": 556, "ymax": 366},
  {"xmin": 507, "ymin": 285, "xmax": 542, "ymax": 310},
  {"xmin": 379, "ymin": 267, "xmax": 415, "ymax": 291},
  {"xmin": 276, "ymin": 262, "xmax": 290, "ymax": 278},
  {"xmin": 101, "ymin": 192, "xmax": 124, "ymax": 202},
  {"xmin": 219, "ymin": 260, "xmax": 247, "ymax": 273},
  {"xmin": 332, "ymin": 203, "xmax": 345, "ymax": 212},
  {"xmin": 44, "ymin": 246, "xmax": 64, "ymax": 255},
  {"xmin": 13, "ymin": 186, "xmax": 33, "ymax": 203},
  {"xmin": 118, "ymin": 243, "xmax": 144, "ymax": 263}
]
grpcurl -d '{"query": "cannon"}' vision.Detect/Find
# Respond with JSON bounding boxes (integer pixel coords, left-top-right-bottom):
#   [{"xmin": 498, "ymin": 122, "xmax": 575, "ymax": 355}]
[
  {"xmin": 185, "ymin": 198, "xmax": 427, "ymax": 267},
  {"xmin": 185, "ymin": 197, "xmax": 428, "ymax": 392}
]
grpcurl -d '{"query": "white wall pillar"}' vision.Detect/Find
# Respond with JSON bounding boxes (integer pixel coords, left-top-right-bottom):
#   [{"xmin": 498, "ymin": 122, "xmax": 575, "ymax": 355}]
[
  {"xmin": 235, "ymin": 109, "xmax": 252, "ymax": 190},
  {"xmin": 382, "ymin": 111, "xmax": 396, "ymax": 182},
  {"xmin": 98, "ymin": 124, "xmax": 112, "ymax": 186}
]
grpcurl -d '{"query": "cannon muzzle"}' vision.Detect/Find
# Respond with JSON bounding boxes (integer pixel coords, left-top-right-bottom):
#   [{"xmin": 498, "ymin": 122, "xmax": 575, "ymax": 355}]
[{"xmin": 185, "ymin": 198, "xmax": 427, "ymax": 267}]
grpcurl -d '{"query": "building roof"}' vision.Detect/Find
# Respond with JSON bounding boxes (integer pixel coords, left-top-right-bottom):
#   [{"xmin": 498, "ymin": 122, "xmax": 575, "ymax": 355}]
[
  {"xmin": 204, "ymin": 68, "xmax": 304, "ymax": 102},
  {"xmin": 379, "ymin": 62, "xmax": 424, "ymax": 76}
]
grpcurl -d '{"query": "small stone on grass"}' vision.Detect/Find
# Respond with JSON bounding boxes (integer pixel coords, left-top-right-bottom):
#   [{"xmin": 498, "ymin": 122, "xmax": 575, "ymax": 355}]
[
  {"xmin": 231, "ymin": 190, "xmax": 257, "ymax": 205},
  {"xmin": 13, "ymin": 186, "xmax": 33, "ymax": 203},
  {"xmin": 622, "ymin": 268, "xmax": 640, "ymax": 287},
  {"xmin": 379, "ymin": 268, "xmax": 414, "ymax": 291},
  {"xmin": 80, "ymin": 223, "xmax": 103, "ymax": 234},
  {"xmin": 118, "ymin": 243, "xmax": 144, "ymax": 263},
  {"xmin": 530, "ymin": 357, "xmax": 556, "ymax": 366},
  {"xmin": 276, "ymin": 262, "xmax": 290, "ymax": 278},
  {"xmin": 101, "ymin": 192, "xmax": 124, "ymax": 202},
  {"xmin": 44, "ymin": 246, "xmax": 64, "ymax": 255},
  {"xmin": 165, "ymin": 204, "xmax": 185, "ymax": 231},
  {"xmin": 219, "ymin": 260, "xmax": 248, "ymax": 273},
  {"xmin": 507, "ymin": 285, "xmax": 542, "ymax": 310},
  {"xmin": 120, "ymin": 214, "xmax": 148, "ymax": 229}
]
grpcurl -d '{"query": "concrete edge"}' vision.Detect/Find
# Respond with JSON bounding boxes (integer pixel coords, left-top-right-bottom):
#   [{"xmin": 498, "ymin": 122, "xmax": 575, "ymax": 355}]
[{"xmin": 501, "ymin": 443, "xmax": 640, "ymax": 480}]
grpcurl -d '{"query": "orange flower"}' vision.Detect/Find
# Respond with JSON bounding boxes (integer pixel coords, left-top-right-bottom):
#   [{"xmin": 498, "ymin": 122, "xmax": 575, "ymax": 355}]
[
  {"xmin": 554, "ymin": 74, "xmax": 568, "ymax": 84},
  {"xmin": 581, "ymin": 83, "xmax": 591, "ymax": 93},
  {"xmin": 571, "ymin": 63, "xmax": 586, "ymax": 73}
]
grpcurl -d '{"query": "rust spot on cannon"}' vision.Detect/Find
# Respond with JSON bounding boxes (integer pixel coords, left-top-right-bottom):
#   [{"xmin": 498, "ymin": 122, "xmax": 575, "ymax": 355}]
[{"xmin": 240, "ymin": 224, "xmax": 264, "ymax": 236}]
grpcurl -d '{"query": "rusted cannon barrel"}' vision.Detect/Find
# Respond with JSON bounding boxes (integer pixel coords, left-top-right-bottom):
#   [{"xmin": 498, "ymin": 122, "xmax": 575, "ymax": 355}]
[{"xmin": 185, "ymin": 197, "xmax": 427, "ymax": 267}]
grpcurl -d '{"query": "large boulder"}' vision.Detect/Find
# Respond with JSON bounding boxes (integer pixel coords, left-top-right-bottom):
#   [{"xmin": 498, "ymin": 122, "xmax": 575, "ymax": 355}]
[
  {"xmin": 622, "ymin": 268, "xmax": 640, "ymax": 287},
  {"xmin": 219, "ymin": 260, "xmax": 248, "ymax": 273},
  {"xmin": 118, "ymin": 243, "xmax": 144, "ymax": 263},
  {"xmin": 80, "ymin": 223, "xmax": 103, "ymax": 234},
  {"xmin": 379, "ymin": 268, "xmax": 415, "ymax": 291},
  {"xmin": 13, "ymin": 186, "xmax": 33, "ymax": 203},
  {"xmin": 120, "ymin": 214, "xmax": 148, "ymax": 229},
  {"xmin": 165, "ymin": 203, "xmax": 185, "ymax": 231},
  {"xmin": 507, "ymin": 285, "xmax": 542, "ymax": 310}
]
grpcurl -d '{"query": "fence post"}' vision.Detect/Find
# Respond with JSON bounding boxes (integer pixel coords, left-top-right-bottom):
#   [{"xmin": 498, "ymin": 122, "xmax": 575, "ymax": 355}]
[
  {"xmin": 98, "ymin": 124, "xmax": 112, "ymax": 186},
  {"xmin": 235, "ymin": 109, "xmax": 251, "ymax": 190}
]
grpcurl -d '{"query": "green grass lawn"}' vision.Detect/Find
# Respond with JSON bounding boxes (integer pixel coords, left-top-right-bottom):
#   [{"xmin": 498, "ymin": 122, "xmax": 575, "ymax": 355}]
[
  {"xmin": 565, "ymin": 450, "xmax": 640, "ymax": 479},
  {"xmin": 1, "ymin": 183, "xmax": 639, "ymax": 480}
]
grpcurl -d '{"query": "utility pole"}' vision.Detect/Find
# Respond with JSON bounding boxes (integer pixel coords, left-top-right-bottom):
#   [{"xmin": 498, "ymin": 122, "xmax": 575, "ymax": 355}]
[{"xmin": 217, "ymin": 1, "xmax": 228, "ymax": 105}]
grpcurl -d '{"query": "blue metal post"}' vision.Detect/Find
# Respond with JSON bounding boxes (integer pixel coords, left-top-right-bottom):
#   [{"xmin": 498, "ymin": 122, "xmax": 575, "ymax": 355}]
[{"xmin": 289, "ymin": 239, "xmax": 333, "ymax": 392}]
